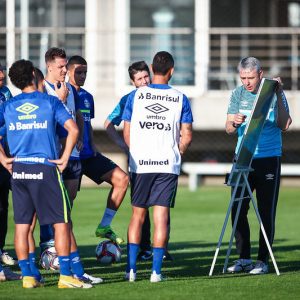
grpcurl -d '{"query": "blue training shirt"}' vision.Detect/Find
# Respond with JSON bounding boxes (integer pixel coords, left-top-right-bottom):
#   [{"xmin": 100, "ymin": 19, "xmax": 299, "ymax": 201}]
[
  {"xmin": 0, "ymin": 91, "xmax": 72, "ymax": 165},
  {"xmin": 107, "ymin": 93, "xmax": 130, "ymax": 126},
  {"xmin": 76, "ymin": 87, "xmax": 95, "ymax": 159},
  {"xmin": 227, "ymin": 85, "xmax": 289, "ymax": 158}
]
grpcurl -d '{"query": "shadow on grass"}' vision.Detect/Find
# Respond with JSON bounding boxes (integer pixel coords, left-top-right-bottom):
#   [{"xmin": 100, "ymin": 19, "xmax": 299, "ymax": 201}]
[{"xmin": 74, "ymin": 239, "xmax": 300, "ymax": 283}]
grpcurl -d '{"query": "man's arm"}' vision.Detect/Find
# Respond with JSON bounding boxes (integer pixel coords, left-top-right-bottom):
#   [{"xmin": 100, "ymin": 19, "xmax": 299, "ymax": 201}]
[
  {"xmin": 179, "ymin": 123, "xmax": 192, "ymax": 155},
  {"xmin": 123, "ymin": 121, "xmax": 131, "ymax": 148},
  {"xmin": 49, "ymin": 119, "xmax": 79, "ymax": 172},
  {"xmin": 225, "ymin": 113, "xmax": 247, "ymax": 135},
  {"xmin": 104, "ymin": 119, "xmax": 129, "ymax": 154},
  {"xmin": 76, "ymin": 109, "xmax": 84, "ymax": 151},
  {"xmin": 275, "ymin": 91, "xmax": 292, "ymax": 131}
]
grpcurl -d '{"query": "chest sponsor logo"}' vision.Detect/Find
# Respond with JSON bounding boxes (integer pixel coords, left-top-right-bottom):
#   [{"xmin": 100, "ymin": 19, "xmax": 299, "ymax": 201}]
[
  {"xmin": 139, "ymin": 121, "xmax": 171, "ymax": 131},
  {"xmin": 12, "ymin": 171, "xmax": 44, "ymax": 180},
  {"xmin": 138, "ymin": 92, "xmax": 179, "ymax": 102},
  {"xmin": 16, "ymin": 102, "xmax": 39, "ymax": 120},
  {"xmin": 84, "ymin": 99, "xmax": 90, "ymax": 108},
  {"xmin": 9, "ymin": 120, "xmax": 47, "ymax": 131}
]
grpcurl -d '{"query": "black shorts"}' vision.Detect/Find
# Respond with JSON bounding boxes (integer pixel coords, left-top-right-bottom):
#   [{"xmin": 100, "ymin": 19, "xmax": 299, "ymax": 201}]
[
  {"xmin": 62, "ymin": 159, "xmax": 82, "ymax": 180},
  {"xmin": 11, "ymin": 162, "xmax": 71, "ymax": 225},
  {"xmin": 130, "ymin": 173, "xmax": 178, "ymax": 208},
  {"xmin": 80, "ymin": 152, "xmax": 117, "ymax": 185}
]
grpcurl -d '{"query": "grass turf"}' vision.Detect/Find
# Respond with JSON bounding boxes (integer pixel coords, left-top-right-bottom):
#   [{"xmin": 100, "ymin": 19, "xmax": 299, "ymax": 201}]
[{"xmin": 0, "ymin": 186, "xmax": 300, "ymax": 299}]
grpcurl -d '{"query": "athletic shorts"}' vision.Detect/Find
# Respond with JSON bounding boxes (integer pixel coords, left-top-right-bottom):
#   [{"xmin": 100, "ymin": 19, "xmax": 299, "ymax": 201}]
[
  {"xmin": 130, "ymin": 173, "xmax": 178, "ymax": 208},
  {"xmin": 11, "ymin": 162, "xmax": 71, "ymax": 225},
  {"xmin": 62, "ymin": 159, "xmax": 82, "ymax": 180},
  {"xmin": 80, "ymin": 152, "xmax": 117, "ymax": 185}
]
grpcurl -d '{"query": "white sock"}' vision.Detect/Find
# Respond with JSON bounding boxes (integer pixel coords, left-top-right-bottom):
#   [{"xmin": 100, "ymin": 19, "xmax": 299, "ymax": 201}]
[{"xmin": 99, "ymin": 208, "xmax": 117, "ymax": 227}]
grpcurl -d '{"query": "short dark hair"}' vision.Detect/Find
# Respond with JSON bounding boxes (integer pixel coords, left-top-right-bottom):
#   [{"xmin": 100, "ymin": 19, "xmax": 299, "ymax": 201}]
[
  {"xmin": 128, "ymin": 61, "xmax": 150, "ymax": 80},
  {"xmin": 45, "ymin": 47, "xmax": 66, "ymax": 63},
  {"xmin": 34, "ymin": 67, "xmax": 44, "ymax": 82},
  {"xmin": 152, "ymin": 51, "xmax": 174, "ymax": 75},
  {"xmin": 67, "ymin": 55, "xmax": 87, "ymax": 69},
  {"xmin": 9, "ymin": 59, "xmax": 34, "ymax": 90}
]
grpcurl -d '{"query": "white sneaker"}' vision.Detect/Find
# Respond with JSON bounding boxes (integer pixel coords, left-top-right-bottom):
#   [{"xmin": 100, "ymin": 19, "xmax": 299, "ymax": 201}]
[
  {"xmin": 2, "ymin": 267, "xmax": 21, "ymax": 280},
  {"xmin": 74, "ymin": 273, "xmax": 103, "ymax": 284},
  {"xmin": 0, "ymin": 251, "xmax": 18, "ymax": 266},
  {"xmin": 0, "ymin": 270, "xmax": 6, "ymax": 281},
  {"xmin": 125, "ymin": 269, "xmax": 136, "ymax": 282},
  {"xmin": 150, "ymin": 271, "xmax": 163, "ymax": 283},
  {"xmin": 227, "ymin": 259, "xmax": 253, "ymax": 273},
  {"xmin": 249, "ymin": 261, "xmax": 269, "ymax": 275}
]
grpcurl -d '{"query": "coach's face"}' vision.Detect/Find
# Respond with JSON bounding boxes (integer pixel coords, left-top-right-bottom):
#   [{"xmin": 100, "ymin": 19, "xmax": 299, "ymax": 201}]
[
  {"xmin": 132, "ymin": 70, "xmax": 150, "ymax": 88},
  {"xmin": 47, "ymin": 57, "xmax": 67, "ymax": 82},
  {"xmin": 239, "ymin": 68, "xmax": 263, "ymax": 93}
]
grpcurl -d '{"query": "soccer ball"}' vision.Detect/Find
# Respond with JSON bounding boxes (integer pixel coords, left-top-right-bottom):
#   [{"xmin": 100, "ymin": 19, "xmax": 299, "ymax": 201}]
[
  {"xmin": 40, "ymin": 246, "xmax": 60, "ymax": 271},
  {"xmin": 95, "ymin": 240, "xmax": 122, "ymax": 264}
]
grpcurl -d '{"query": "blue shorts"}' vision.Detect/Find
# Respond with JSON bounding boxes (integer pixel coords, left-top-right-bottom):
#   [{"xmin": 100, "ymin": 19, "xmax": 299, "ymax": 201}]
[
  {"xmin": 80, "ymin": 152, "xmax": 117, "ymax": 185},
  {"xmin": 62, "ymin": 159, "xmax": 82, "ymax": 180},
  {"xmin": 130, "ymin": 173, "xmax": 178, "ymax": 208},
  {"xmin": 11, "ymin": 162, "xmax": 71, "ymax": 225}
]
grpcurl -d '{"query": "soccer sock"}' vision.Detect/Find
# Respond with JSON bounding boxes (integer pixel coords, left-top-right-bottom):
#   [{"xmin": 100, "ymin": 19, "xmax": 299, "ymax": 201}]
[
  {"xmin": 58, "ymin": 256, "xmax": 72, "ymax": 276},
  {"xmin": 0, "ymin": 263, "xmax": 3, "ymax": 272},
  {"xmin": 99, "ymin": 208, "xmax": 117, "ymax": 227},
  {"xmin": 39, "ymin": 224, "xmax": 54, "ymax": 244},
  {"xmin": 29, "ymin": 252, "xmax": 42, "ymax": 281},
  {"xmin": 70, "ymin": 251, "xmax": 85, "ymax": 277},
  {"xmin": 152, "ymin": 247, "xmax": 165, "ymax": 275},
  {"xmin": 18, "ymin": 259, "xmax": 33, "ymax": 277},
  {"xmin": 126, "ymin": 243, "xmax": 139, "ymax": 273}
]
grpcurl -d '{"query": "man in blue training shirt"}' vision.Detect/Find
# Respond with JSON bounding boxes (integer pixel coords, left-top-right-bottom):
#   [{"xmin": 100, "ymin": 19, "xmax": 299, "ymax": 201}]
[
  {"xmin": 123, "ymin": 51, "xmax": 193, "ymax": 282},
  {"xmin": 225, "ymin": 56, "xmax": 292, "ymax": 275},
  {"xmin": 0, "ymin": 59, "xmax": 93, "ymax": 288},
  {"xmin": 66, "ymin": 55, "xmax": 129, "ymax": 245}
]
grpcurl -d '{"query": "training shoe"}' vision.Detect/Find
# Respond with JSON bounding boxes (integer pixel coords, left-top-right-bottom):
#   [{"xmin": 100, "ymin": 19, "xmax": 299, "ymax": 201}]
[
  {"xmin": 74, "ymin": 273, "xmax": 103, "ymax": 284},
  {"xmin": 0, "ymin": 270, "xmax": 6, "ymax": 281},
  {"xmin": 40, "ymin": 239, "xmax": 55, "ymax": 253},
  {"xmin": 125, "ymin": 269, "xmax": 136, "ymax": 282},
  {"xmin": 137, "ymin": 250, "xmax": 152, "ymax": 261},
  {"xmin": 0, "ymin": 251, "xmax": 18, "ymax": 266},
  {"xmin": 23, "ymin": 276, "xmax": 42, "ymax": 288},
  {"xmin": 227, "ymin": 259, "xmax": 253, "ymax": 273},
  {"xmin": 2, "ymin": 267, "xmax": 21, "ymax": 280},
  {"xmin": 95, "ymin": 225, "xmax": 124, "ymax": 244},
  {"xmin": 58, "ymin": 275, "xmax": 93, "ymax": 289},
  {"xmin": 150, "ymin": 271, "xmax": 163, "ymax": 283},
  {"xmin": 249, "ymin": 261, "xmax": 269, "ymax": 275},
  {"xmin": 163, "ymin": 251, "xmax": 174, "ymax": 261}
]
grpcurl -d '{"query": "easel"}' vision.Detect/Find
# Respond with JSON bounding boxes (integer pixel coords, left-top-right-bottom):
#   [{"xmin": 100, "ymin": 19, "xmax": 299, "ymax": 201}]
[
  {"xmin": 209, "ymin": 78, "xmax": 280, "ymax": 276},
  {"xmin": 209, "ymin": 164, "xmax": 280, "ymax": 276}
]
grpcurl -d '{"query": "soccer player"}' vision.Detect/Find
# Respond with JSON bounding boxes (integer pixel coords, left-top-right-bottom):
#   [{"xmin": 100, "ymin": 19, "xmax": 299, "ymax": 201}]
[
  {"xmin": 0, "ymin": 62, "xmax": 18, "ymax": 267},
  {"xmin": 42, "ymin": 48, "xmax": 102, "ymax": 285},
  {"xmin": 123, "ymin": 51, "xmax": 193, "ymax": 282},
  {"xmin": 66, "ymin": 55, "xmax": 129, "ymax": 245},
  {"xmin": 0, "ymin": 59, "xmax": 92, "ymax": 288},
  {"xmin": 226, "ymin": 57, "xmax": 292, "ymax": 274},
  {"xmin": 105, "ymin": 60, "xmax": 173, "ymax": 261}
]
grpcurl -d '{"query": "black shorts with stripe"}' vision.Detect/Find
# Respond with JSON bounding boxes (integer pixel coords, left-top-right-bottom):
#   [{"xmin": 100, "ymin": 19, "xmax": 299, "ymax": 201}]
[
  {"xmin": 11, "ymin": 162, "xmax": 71, "ymax": 225},
  {"xmin": 130, "ymin": 173, "xmax": 178, "ymax": 208}
]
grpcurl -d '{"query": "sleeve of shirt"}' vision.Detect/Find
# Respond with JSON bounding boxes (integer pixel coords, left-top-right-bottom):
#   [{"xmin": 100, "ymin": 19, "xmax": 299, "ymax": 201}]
[
  {"xmin": 122, "ymin": 91, "xmax": 136, "ymax": 122},
  {"xmin": 90, "ymin": 95, "xmax": 95, "ymax": 119},
  {"xmin": 227, "ymin": 88, "xmax": 240, "ymax": 114},
  {"xmin": 53, "ymin": 97, "xmax": 72, "ymax": 127},
  {"xmin": 180, "ymin": 94, "xmax": 193, "ymax": 123},
  {"xmin": 108, "ymin": 94, "xmax": 129, "ymax": 126}
]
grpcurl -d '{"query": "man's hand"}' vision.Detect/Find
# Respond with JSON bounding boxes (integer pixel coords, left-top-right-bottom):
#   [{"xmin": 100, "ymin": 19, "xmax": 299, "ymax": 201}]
[
  {"xmin": 233, "ymin": 113, "xmax": 247, "ymax": 126},
  {"xmin": 54, "ymin": 82, "xmax": 69, "ymax": 103},
  {"xmin": 48, "ymin": 158, "xmax": 68, "ymax": 173},
  {"xmin": 0, "ymin": 157, "xmax": 14, "ymax": 174}
]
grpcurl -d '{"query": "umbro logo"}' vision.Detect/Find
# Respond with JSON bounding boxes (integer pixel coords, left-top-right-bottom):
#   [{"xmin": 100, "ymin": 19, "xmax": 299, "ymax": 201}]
[
  {"xmin": 16, "ymin": 102, "xmax": 38, "ymax": 115},
  {"xmin": 145, "ymin": 103, "xmax": 169, "ymax": 115},
  {"xmin": 265, "ymin": 173, "xmax": 274, "ymax": 180}
]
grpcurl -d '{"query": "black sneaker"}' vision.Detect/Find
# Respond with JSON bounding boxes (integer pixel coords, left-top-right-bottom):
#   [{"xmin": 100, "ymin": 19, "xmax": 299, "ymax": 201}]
[
  {"xmin": 137, "ymin": 250, "xmax": 152, "ymax": 261},
  {"xmin": 163, "ymin": 251, "xmax": 174, "ymax": 261}
]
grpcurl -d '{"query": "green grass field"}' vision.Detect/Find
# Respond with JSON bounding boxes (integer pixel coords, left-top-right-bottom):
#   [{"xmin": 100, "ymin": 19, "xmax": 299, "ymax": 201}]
[{"xmin": 0, "ymin": 185, "xmax": 300, "ymax": 299}]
